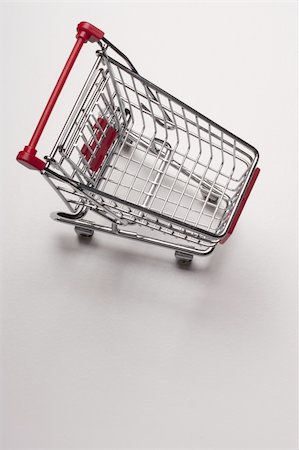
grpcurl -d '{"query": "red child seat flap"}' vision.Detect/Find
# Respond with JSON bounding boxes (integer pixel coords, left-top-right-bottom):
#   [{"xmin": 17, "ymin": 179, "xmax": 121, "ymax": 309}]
[{"xmin": 81, "ymin": 117, "xmax": 117, "ymax": 172}]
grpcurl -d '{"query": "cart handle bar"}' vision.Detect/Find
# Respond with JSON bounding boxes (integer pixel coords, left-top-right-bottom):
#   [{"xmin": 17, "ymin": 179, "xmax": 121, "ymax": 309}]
[
  {"xmin": 17, "ymin": 22, "xmax": 104, "ymax": 170},
  {"xmin": 220, "ymin": 167, "xmax": 260, "ymax": 243}
]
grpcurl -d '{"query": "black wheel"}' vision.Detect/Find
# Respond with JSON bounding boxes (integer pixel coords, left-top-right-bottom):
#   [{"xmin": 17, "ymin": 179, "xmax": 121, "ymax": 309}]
[
  {"xmin": 175, "ymin": 250, "xmax": 193, "ymax": 265},
  {"xmin": 74, "ymin": 226, "xmax": 94, "ymax": 239},
  {"xmin": 201, "ymin": 191, "xmax": 218, "ymax": 204}
]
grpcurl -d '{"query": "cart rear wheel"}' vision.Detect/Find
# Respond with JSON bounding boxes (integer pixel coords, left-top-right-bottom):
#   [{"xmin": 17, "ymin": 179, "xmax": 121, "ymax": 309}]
[
  {"xmin": 175, "ymin": 250, "xmax": 193, "ymax": 265},
  {"xmin": 201, "ymin": 191, "xmax": 218, "ymax": 204},
  {"xmin": 75, "ymin": 226, "xmax": 94, "ymax": 239}
]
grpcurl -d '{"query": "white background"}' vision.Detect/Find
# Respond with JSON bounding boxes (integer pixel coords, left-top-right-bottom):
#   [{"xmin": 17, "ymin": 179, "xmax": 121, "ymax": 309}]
[{"xmin": 1, "ymin": 1, "xmax": 298, "ymax": 449}]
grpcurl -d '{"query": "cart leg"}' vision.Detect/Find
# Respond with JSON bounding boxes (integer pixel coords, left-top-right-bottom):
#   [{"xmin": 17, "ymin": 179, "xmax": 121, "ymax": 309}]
[
  {"xmin": 74, "ymin": 225, "xmax": 94, "ymax": 239},
  {"xmin": 175, "ymin": 250, "xmax": 193, "ymax": 265}
]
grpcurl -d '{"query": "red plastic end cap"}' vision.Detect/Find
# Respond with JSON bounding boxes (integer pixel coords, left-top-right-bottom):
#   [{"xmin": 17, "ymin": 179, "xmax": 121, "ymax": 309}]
[
  {"xmin": 76, "ymin": 22, "xmax": 104, "ymax": 43},
  {"xmin": 220, "ymin": 167, "xmax": 260, "ymax": 244},
  {"xmin": 17, "ymin": 146, "xmax": 46, "ymax": 171}
]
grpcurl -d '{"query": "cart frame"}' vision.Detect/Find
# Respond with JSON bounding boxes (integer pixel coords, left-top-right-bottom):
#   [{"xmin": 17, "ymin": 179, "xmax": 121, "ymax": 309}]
[{"xmin": 17, "ymin": 22, "xmax": 260, "ymax": 262}]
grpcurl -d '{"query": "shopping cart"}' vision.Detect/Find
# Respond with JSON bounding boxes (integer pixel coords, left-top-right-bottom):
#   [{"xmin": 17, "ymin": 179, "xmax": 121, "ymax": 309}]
[{"xmin": 17, "ymin": 22, "xmax": 260, "ymax": 264}]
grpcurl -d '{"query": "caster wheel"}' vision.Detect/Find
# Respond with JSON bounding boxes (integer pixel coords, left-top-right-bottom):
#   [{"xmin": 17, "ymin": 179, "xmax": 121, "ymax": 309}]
[
  {"xmin": 124, "ymin": 137, "xmax": 135, "ymax": 146},
  {"xmin": 75, "ymin": 226, "xmax": 94, "ymax": 238},
  {"xmin": 175, "ymin": 250, "xmax": 193, "ymax": 266},
  {"xmin": 202, "ymin": 191, "xmax": 218, "ymax": 204}
]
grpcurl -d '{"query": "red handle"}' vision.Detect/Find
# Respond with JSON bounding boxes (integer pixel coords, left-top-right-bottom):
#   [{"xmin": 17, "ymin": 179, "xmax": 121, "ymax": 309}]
[
  {"xmin": 17, "ymin": 22, "xmax": 104, "ymax": 170},
  {"xmin": 220, "ymin": 167, "xmax": 260, "ymax": 243}
]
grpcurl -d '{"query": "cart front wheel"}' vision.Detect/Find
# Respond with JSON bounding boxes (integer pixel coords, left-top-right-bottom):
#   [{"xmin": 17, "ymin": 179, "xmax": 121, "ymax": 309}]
[
  {"xmin": 201, "ymin": 191, "xmax": 219, "ymax": 204},
  {"xmin": 75, "ymin": 226, "xmax": 94, "ymax": 239},
  {"xmin": 175, "ymin": 250, "xmax": 193, "ymax": 265}
]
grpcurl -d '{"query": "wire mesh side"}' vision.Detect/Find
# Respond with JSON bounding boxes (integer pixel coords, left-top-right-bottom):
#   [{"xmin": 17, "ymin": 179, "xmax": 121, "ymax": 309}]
[
  {"xmin": 46, "ymin": 50, "xmax": 258, "ymax": 239},
  {"xmin": 43, "ymin": 169, "xmax": 218, "ymax": 255},
  {"xmin": 97, "ymin": 57, "xmax": 257, "ymax": 235}
]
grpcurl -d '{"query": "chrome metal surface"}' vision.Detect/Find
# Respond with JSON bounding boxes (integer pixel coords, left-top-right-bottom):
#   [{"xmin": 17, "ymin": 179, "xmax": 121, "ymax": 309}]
[
  {"xmin": 44, "ymin": 39, "xmax": 259, "ymax": 256},
  {"xmin": 51, "ymin": 211, "xmax": 215, "ymax": 256}
]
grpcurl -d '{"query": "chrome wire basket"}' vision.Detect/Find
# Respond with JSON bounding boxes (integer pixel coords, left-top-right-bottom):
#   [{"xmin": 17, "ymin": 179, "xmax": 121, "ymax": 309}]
[{"xmin": 17, "ymin": 22, "xmax": 260, "ymax": 264}]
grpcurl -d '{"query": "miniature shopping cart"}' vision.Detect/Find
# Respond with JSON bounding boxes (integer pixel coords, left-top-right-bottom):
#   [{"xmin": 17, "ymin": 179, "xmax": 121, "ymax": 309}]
[{"xmin": 17, "ymin": 22, "xmax": 260, "ymax": 264}]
